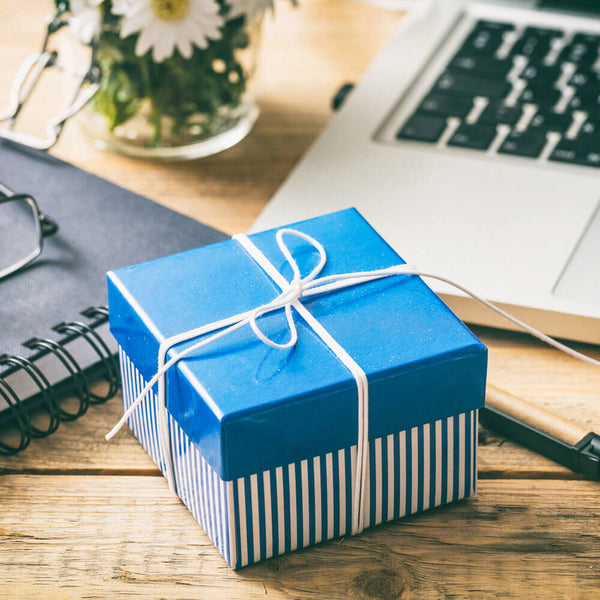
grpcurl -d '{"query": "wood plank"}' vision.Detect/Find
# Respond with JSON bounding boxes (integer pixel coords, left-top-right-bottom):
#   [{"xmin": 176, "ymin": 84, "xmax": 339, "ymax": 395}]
[{"xmin": 1, "ymin": 475, "xmax": 599, "ymax": 599}]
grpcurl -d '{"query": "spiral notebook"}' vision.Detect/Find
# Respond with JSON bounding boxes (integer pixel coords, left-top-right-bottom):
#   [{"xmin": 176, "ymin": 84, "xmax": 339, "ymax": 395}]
[{"xmin": 0, "ymin": 142, "xmax": 227, "ymax": 454}]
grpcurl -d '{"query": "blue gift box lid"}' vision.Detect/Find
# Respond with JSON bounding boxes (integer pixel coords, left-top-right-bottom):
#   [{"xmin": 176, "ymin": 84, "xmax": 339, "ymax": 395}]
[{"xmin": 107, "ymin": 208, "xmax": 487, "ymax": 481}]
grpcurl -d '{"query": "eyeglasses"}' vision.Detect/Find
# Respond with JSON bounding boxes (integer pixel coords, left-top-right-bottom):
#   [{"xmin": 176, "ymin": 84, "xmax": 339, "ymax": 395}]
[{"xmin": 0, "ymin": 181, "xmax": 58, "ymax": 281}]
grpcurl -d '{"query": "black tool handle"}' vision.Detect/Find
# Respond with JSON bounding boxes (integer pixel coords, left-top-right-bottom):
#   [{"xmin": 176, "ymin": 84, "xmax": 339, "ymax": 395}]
[{"xmin": 481, "ymin": 384, "xmax": 600, "ymax": 479}]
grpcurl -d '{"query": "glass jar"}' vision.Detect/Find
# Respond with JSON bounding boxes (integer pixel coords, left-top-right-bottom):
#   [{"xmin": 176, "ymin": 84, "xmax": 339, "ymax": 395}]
[{"xmin": 78, "ymin": 13, "xmax": 262, "ymax": 160}]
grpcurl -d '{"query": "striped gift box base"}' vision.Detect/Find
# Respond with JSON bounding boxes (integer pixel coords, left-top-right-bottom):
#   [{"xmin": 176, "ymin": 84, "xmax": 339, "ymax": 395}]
[{"xmin": 120, "ymin": 347, "xmax": 478, "ymax": 569}]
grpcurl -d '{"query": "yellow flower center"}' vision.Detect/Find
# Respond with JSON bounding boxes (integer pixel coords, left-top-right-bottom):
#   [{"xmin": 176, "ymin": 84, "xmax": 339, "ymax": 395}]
[{"xmin": 150, "ymin": 0, "xmax": 190, "ymax": 22}]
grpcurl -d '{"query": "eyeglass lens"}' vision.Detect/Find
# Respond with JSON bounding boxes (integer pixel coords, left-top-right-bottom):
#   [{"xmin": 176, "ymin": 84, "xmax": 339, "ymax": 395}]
[{"xmin": 0, "ymin": 197, "xmax": 42, "ymax": 276}]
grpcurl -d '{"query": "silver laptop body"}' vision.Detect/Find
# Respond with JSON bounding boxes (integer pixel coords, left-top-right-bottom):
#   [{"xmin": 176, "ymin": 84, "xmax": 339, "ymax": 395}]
[{"xmin": 252, "ymin": 0, "xmax": 600, "ymax": 344}]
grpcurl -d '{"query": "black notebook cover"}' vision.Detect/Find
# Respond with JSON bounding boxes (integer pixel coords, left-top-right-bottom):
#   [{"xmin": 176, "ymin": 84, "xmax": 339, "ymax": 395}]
[{"xmin": 0, "ymin": 142, "xmax": 227, "ymax": 450}]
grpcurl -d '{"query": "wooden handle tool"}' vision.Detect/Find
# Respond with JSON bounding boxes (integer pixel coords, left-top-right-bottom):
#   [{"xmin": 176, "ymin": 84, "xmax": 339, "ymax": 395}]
[{"xmin": 481, "ymin": 384, "xmax": 600, "ymax": 478}]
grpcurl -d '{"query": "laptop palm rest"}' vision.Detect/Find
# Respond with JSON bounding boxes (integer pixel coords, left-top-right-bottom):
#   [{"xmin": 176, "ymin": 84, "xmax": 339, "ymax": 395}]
[{"xmin": 553, "ymin": 202, "xmax": 600, "ymax": 306}]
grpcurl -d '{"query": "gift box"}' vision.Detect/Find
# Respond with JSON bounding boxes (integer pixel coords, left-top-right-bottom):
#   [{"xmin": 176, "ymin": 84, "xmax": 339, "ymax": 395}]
[{"xmin": 107, "ymin": 208, "xmax": 487, "ymax": 569}]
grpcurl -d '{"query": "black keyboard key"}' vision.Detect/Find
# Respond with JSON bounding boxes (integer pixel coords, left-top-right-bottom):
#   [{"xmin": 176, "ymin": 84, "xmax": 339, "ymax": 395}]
[
  {"xmin": 572, "ymin": 32, "xmax": 600, "ymax": 45},
  {"xmin": 549, "ymin": 138, "xmax": 600, "ymax": 167},
  {"xmin": 579, "ymin": 150, "xmax": 600, "ymax": 168},
  {"xmin": 568, "ymin": 91, "xmax": 600, "ymax": 111},
  {"xmin": 498, "ymin": 130, "xmax": 548, "ymax": 157},
  {"xmin": 472, "ymin": 19, "xmax": 515, "ymax": 34},
  {"xmin": 478, "ymin": 102, "xmax": 522, "ymax": 126},
  {"xmin": 397, "ymin": 114, "xmax": 447, "ymax": 143},
  {"xmin": 449, "ymin": 54, "xmax": 513, "ymax": 78},
  {"xmin": 568, "ymin": 33, "xmax": 600, "ymax": 64},
  {"xmin": 528, "ymin": 110, "xmax": 573, "ymax": 133},
  {"xmin": 522, "ymin": 25, "xmax": 564, "ymax": 37},
  {"xmin": 447, "ymin": 123, "xmax": 497, "ymax": 150},
  {"xmin": 460, "ymin": 32, "xmax": 503, "ymax": 56},
  {"xmin": 518, "ymin": 86, "xmax": 562, "ymax": 107},
  {"xmin": 435, "ymin": 71, "xmax": 511, "ymax": 99},
  {"xmin": 417, "ymin": 94, "xmax": 474, "ymax": 119},
  {"xmin": 579, "ymin": 134, "xmax": 600, "ymax": 151},
  {"xmin": 459, "ymin": 20, "xmax": 513, "ymax": 56},
  {"xmin": 571, "ymin": 83, "xmax": 600, "ymax": 102},
  {"xmin": 549, "ymin": 139, "xmax": 578, "ymax": 163},
  {"xmin": 578, "ymin": 119, "xmax": 600, "ymax": 139},
  {"xmin": 557, "ymin": 39, "xmax": 599, "ymax": 66},
  {"xmin": 510, "ymin": 27, "xmax": 563, "ymax": 61},
  {"xmin": 519, "ymin": 64, "xmax": 562, "ymax": 86},
  {"xmin": 568, "ymin": 69, "xmax": 600, "ymax": 88},
  {"xmin": 573, "ymin": 123, "xmax": 600, "ymax": 150}
]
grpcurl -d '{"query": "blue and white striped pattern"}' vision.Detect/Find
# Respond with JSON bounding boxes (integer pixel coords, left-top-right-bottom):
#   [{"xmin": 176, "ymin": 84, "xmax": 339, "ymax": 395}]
[
  {"xmin": 119, "ymin": 347, "xmax": 478, "ymax": 569},
  {"xmin": 119, "ymin": 349, "xmax": 231, "ymax": 560}
]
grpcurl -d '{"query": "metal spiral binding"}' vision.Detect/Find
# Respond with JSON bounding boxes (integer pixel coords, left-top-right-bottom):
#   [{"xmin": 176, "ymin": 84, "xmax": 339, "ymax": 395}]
[
  {"xmin": 53, "ymin": 319, "xmax": 119, "ymax": 403},
  {"xmin": 0, "ymin": 377, "xmax": 32, "ymax": 455},
  {"xmin": 81, "ymin": 307, "xmax": 109, "ymax": 318},
  {"xmin": 22, "ymin": 337, "xmax": 90, "ymax": 421},
  {"xmin": 0, "ymin": 354, "xmax": 60, "ymax": 439},
  {"xmin": 0, "ymin": 307, "xmax": 118, "ymax": 454}
]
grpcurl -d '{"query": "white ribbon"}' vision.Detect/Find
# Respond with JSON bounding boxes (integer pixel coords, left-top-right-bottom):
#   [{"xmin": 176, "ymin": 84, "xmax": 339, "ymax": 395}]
[{"xmin": 106, "ymin": 228, "xmax": 600, "ymax": 537}]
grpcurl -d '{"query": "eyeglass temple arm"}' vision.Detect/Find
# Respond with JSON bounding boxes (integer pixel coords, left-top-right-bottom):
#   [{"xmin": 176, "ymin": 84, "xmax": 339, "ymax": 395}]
[
  {"xmin": 0, "ymin": 11, "xmax": 66, "ymax": 126},
  {"xmin": 0, "ymin": 8, "xmax": 101, "ymax": 151}
]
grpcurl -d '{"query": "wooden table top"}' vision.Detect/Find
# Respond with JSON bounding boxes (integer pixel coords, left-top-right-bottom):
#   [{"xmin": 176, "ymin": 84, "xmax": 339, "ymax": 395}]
[{"xmin": 2, "ymin": 1, "xmax": 600, "ymax": 598}]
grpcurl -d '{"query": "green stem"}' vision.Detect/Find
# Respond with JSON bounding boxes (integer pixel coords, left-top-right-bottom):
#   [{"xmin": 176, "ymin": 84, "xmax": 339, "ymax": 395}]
[
  {"xmin": 150, "ymin": 108, "xmax": 162, "ymax": 147},
  {"xmin": 140, "ymin": 56, "xmax": 162, "ymax": 146}
]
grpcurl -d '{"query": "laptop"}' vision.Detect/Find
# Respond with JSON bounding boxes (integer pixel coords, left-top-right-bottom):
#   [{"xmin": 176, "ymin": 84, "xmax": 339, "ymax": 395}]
[{"xmin": 252, "ymin": 0, "xmax": 600, "ymax": 344}]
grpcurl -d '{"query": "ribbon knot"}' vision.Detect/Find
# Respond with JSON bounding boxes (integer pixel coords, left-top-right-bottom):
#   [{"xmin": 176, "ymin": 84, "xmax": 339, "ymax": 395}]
[{"xmin": 247, "ymin": 228, "xmax": 328, "ymax": 350}]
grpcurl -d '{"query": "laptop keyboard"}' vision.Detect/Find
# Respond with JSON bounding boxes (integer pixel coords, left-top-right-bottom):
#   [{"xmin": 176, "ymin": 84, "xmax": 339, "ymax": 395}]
[{"xmin": 397, "ymin": 19, "xmax": 600, "ymax": 168}]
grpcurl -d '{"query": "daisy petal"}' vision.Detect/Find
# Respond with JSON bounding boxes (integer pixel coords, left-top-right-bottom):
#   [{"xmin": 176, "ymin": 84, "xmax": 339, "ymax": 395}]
[
  {"xmin": 135, "ymin": 20, "xmax": 162, "ymax": 57},
  {"xmin": 120, "ymin": 8, "xmax": 152, "ymax": 38},
  {"xmin": 175, "ymin": 32, "xmax": 193, "ymax": 59},
  {"xmin": 156, "ymin": 25, "xmax": 178, "ymax": 61}
]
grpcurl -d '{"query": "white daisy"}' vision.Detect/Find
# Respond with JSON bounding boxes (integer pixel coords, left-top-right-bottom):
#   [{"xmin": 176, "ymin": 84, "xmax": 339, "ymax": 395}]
[
  {"xmin": 111, "ymin": 0, "xmax": 135, "ymax": 12},
  {"xmin": 69, "ymin": 0, "xmax": 105, "ymax": 44},
  {"xmin": 226, "ymin": 0, "xmax": 273, "ymax": 21},
  {"xmin": 112, "ymin": 0, "xmax": 224, "ymax": 63}
]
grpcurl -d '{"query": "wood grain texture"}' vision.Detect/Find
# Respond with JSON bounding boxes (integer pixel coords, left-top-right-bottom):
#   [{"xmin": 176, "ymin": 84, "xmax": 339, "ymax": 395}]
[
  {"xmin": 1, "ymin": 476, "xmax": 600, "ymax": 600},
  {"xmin": 486, "ymin": 383, "xmax": 590, "ymax": 446},
  {"xmin": 1, "ymin": 1, "xmax": 600, "ymax": 598}
]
